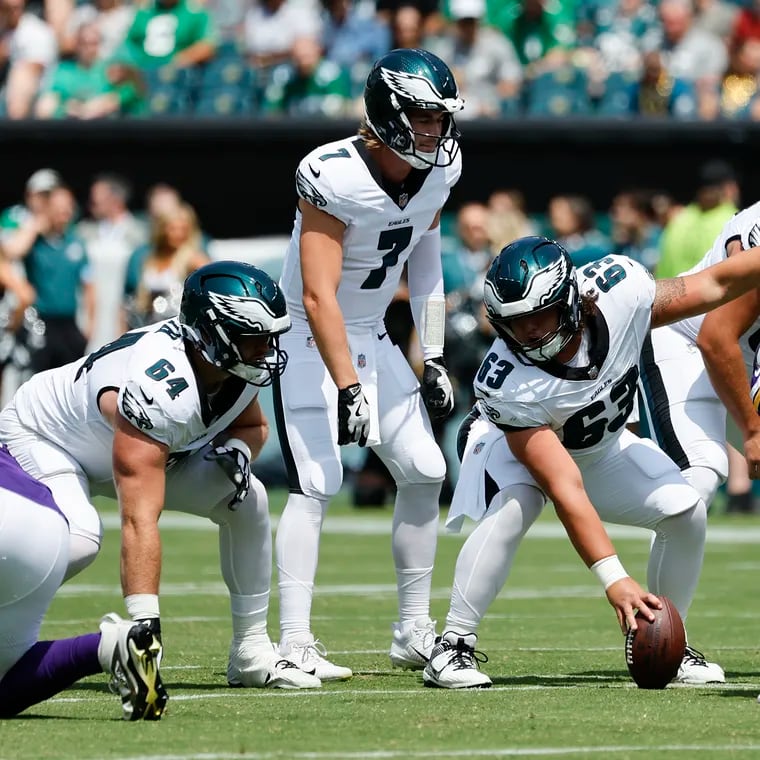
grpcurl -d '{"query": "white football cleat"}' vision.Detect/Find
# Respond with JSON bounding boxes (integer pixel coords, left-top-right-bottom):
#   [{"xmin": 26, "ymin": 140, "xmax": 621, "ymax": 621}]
[
  {"xmin": 98, "ymin": 613, "xmax": 168, "ymax": 720},
  {"xmin": 227, "ymin": 640, "xmax": 322, "ymax": 689},
  {"xmin": 673, "ymin": 645, "xmax": 725, "ymax": 685},
  {"xmin": 389, "ymin": 616, "xmax": 437, "ymax": 670},
  {"xmin": 278, "ymin": 635, "xmax": 352, "ymax": 681},
  {"xmin": 422, "ymin": 630, "xmax": 492, "ymax": 689}
]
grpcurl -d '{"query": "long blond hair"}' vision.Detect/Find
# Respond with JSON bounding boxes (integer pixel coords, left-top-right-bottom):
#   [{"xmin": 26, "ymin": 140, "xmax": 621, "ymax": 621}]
[{"xmin": 135, "ymin": 202, "xmax": 203, "ymax": 316}]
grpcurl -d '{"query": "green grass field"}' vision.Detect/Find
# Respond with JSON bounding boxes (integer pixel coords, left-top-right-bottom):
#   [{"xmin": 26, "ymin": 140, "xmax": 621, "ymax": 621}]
[{"xmin": 5, "ymin": 490, "xmax": 760, "ymax": 760}]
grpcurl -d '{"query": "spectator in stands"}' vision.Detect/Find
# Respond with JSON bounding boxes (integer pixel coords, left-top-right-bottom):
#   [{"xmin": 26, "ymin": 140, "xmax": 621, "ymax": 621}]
[
  {"xmin": 547, "ymin": 194, "xmax": 610, "ymax": 267},
  {"xmin": 697, "ymin": 37, "xmax": 760, "ymax": 120},
  {"xmin": 122, "ymin": 202, "xmax": 208, "ymax": 330},
  {"xmin": 657, "ymin": 158, "xmax": 739, "ymax": 279},
  {"xmin": 0, "ymin": 186, "xmax": 95, "ymax": 373},
  {"xmin": 609, "ymin": 189, "xmax": 662, "ymax": 272},
  {"xmin": 589, "ymin": 0, "xmax": 657, "ymax": 76},
  {"xmin": 497, "ymin": 0, "xmax": 575, "ymax": 71},
  {"xmin": 376, "ymin": 0, "xmax": 438, "ymax": 33},
  {"xmin": 321, "ymin": 0, "xmax": 391, "ymax": 69},
  {"xmin": 116, "ymin": 0, "xmax": 218, "ymax": 70},
  {"xmin": 77, "ymin": 174, "xmax": 147, "ymax": 346},
  {"xmin": 0, "ymin": 0, "xmax": 58, "ymax": 119},
  {"xmin": 427, "ymin": 0, "xmax": 521, "ymax": 118},
  {"xmin": 200, "ymin": 0, "xmax": 247, "ymax": 44},
  {"xmin": 55, "ymin": 0, "xmax": 135, "ymax": 61},
  {"xmin": 486, "ymin": 188, "xmax": 534, "ymax": 252},
  {"xmin": 391, "ymin": 3, "xmax": 424, "ymax": 49},
  {"xmin": 731, "ymin": 0, "xmax": 760, "ymax": 54},
  {"xmin": 0, "ymin": 169, "xmax": 62, "ymax": 237},
  {"xmin": 262, "ymin": 36, "xmax": 352, "ymax": 116},
  {"xmin": 35, "ymin": 23, "xmax": 144, "ymax": 119},
  {"xmin": 694, "ymin": 0, "xmax": 738, "ymax": 42},
  {"xmin": 124, "ymin": 182, "xmax": 210, "ymax": 305},
  {"xmin": 442, "ymin": 202, "xmax": 492, "ymax": 297},
  {"xmin": 629, "ymin": 49, "xmax": 697, "ymax": 118},
  {"xmin": 243, "ymin": 0, "xmax": 321, "ymax": 69},
  {"xmin": 650, "ymin": 0, "xmax": 728, "ymax": 84}
]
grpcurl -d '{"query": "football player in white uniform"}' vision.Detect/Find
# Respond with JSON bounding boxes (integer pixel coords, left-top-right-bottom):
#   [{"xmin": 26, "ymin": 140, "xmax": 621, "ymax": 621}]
[
  {"xmin": 0, "ymin": 260, "xmax": 321, "ymax": 692},
  {"xmin": 273, "ymin": 48, "xmax": 463, "ymax": 680},
  {"xmin": 422, "ymin": 235, "xmax": 760, "ymax": 689},
  {"xmin": 640, "ymin": 203, "xmax": 760, "ymax": 512},
  {"xmin": 0, "ymin": 445, "xmax": 166, "ymax": 720}
]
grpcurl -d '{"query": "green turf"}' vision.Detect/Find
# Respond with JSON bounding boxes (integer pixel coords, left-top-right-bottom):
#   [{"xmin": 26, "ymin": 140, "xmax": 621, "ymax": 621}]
[{"xmin": 5, "ymin": 490, "xmax": 760, "ymax": 759}]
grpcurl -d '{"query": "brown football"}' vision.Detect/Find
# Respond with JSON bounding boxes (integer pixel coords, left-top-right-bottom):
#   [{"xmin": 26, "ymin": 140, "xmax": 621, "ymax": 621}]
[{"xmin": 625, "ymin": 596, "xmax": 686, "ymax": 689}]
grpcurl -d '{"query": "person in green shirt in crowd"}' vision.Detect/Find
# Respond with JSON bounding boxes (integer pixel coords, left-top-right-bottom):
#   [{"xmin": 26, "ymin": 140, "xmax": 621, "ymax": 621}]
[
  {"xmin": 262, "ymin": 36, "xmax": 352, "ymax": 116},
  {"xmin": 35, "ymin": 23, "xmax": 145, "ymax": 119},
  {"xmin": 437, "ymin": 0, "xmax": 575, "ymax": 67},
  {"xmin": 115, "ymin": 0, "xmax": 217, "ymax": 69},
  {"xmin": 0, "ymin": 169, "xmax": 62, "ymax": 237},
  {"xmin": 656, "ymin": 159, "xmax": 740, "ymax": 279},
  {"xmin": 1, "ymin": 186, "xmax": 96, "ymax": 374}
]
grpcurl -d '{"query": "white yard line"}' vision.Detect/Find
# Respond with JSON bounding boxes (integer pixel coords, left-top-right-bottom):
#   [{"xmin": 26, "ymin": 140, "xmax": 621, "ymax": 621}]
[
  {"xmin": 101, "ymin": 514, "xmax": 760, "ymax": 543},
  {"xmin": 104, "ymin": 748, "xmax": 760, "ymax": 760}
]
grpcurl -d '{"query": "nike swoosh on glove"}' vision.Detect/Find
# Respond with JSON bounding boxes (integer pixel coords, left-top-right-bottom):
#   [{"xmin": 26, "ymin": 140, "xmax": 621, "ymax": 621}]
[
  {"xmin": 421, "ymin": 357, "xmax": 455, "ymax": 422},
  {"xmin": 204, "ymin": 438, "xmax": 251, "ymax": 509},
  {"xmin": 337, "ymin": 382, "xmax": 370, "ymax": 446}
]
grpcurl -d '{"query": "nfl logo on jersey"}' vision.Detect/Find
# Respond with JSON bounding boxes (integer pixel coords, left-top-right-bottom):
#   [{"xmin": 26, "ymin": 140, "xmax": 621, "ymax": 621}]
[
  {"xmin": 473, "ymin": 441, "xmax": 485, "ymax": 455},
  {"xmin": 306, "ymin": 336, "xmax": 316, "ymax": 348},
  {"xmin": 399, "ymin": 193, "xmax": 409, "ymax": 209},
  {"xmin": 358, "ymin": 353, "xmax": 367, "ymax": 368}
]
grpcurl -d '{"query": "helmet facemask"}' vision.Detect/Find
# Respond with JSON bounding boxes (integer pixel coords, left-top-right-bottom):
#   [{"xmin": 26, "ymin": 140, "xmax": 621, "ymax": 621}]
[
  {"xmin": 363, "ymin": 50, "xmax": 464, "ymax": 170},
  {"xmin": 180, "ymin": 262, "xmax": 291, "ymax": 388},
  {"xmin": 484, "ymin": 245, "xmax": 581, "ymax": 365},
  {"xmin": 368, "ymin": 105, "xmax": 462, "ymax": 169},
  {"xmin": 189, "ymin": 310, "xmax": 290, "ymax": 387},
  {"xmin": 491, "ymin": 296, "xmax": 579, "ymax": 364}
]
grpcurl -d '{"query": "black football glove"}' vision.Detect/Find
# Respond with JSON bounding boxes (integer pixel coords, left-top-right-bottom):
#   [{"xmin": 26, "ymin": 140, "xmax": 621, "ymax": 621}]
[
  {"xmin": 204, "ymin": 439, "xmax": 251, "ymax": 509},
  {"xmin": 337, "ymin": 382, "xmax": 370, "ymax": 446},
  {"xmin": 421, "ymin": 356, "xmax": 455, "ymax": 422}
]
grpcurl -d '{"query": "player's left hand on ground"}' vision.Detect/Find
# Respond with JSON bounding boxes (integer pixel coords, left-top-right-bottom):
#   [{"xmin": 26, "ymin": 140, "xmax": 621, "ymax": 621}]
[
  {"xmin": 421, "ymin": 357, "xmax": 454, "ymax": 421},
  {"xmin": 204, "ymin": 439, "xmax": 251, "ymax": 509},
  {"xmin": 606, "ymin": 578, "xmax": 661, "ymax": 634}
]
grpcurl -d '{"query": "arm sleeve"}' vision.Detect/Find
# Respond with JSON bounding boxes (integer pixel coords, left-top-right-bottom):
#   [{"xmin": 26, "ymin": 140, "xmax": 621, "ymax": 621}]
[{"xmin": 408, "ymin": 227, "xmax": 445, "ymax": 361}]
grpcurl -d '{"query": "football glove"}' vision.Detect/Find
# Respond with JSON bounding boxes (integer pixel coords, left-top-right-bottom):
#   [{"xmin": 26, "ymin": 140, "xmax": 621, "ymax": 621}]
[
  {"xmin": 421, "ymin": 357, "xmax": 455, "ymax": 422},
  {"xmin": 204, "ymin": 438, "xmax": 251, "ymax": 509},
  {"xmin": 337, "ymin": 382, "xmax": 370, "ymax": 446}
]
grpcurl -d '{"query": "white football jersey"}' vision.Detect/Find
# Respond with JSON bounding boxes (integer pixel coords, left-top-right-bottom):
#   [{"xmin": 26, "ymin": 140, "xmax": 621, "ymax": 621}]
[
  {"xmin": 8, "ymin": 318, "xmax": 258, "ymax": 482},
  {"xmin": 671, "ymin": 201, "xmax": 760, "ymax": 371},
  {"xmin": 474, "ymin": 256, "xmax": 655, "ymax": 460},
  {"xmin": 280, "ymin": 135, "xmax": 462, "ymax": 327}
]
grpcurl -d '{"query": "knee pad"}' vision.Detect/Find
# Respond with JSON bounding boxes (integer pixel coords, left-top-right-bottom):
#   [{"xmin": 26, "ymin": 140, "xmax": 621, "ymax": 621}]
[
  {"xmin": 682, "ymin": 466, "xmax": 723, "ymax": 509},
  {"xmin": 298, "ymin": 456, "xmax": 343, "ymax": 500},
  {"xmin": 655, "ymin": 498, "xmax": 707, "ymax": 542},
  {"xmin": 386, "ymin": 439, "xmax": 446, "ymax": 487}
]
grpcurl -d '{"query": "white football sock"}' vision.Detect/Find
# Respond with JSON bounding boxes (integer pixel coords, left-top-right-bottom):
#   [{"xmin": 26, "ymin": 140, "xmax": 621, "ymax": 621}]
[
  {"xmin": 276, "ymin": 491, "xmax": 328, "ymax": 643},
  {"xmin": 648, "ymin": 499, "xmax": 707, "ymax": 623},
  {"xmin": 446, "ymin": 485, "xmax": 544, "ymax": 632},
  {"xmin": 392, "ymin": 482, "xmax": 440, "ymax": 622},
  {"xmin": 210, "ymin": 476, "xmax": 272, "ymax": 642}
]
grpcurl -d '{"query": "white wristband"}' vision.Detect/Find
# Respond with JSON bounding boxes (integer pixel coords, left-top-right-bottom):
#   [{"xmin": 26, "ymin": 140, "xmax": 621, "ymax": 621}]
[
  {"xmin": 224, "ymin": 437, "xmax": 251, "ymax": 461},
  {"xmin": 125, "ymin": 593, "xmax": 160, "ymax": 620},
  {"xmin": 590, "ymin": 555, "xmax": 629, "ymax": 590}
]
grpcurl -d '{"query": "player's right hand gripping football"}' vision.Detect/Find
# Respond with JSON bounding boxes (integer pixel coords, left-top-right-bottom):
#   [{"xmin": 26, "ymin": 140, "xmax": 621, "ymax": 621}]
[
  {"xmin": 337, "ymin": 382, "xmax": 370, "ymax": 446},
  {"xmin": 204, "ymin": 438, "xmax": 251, "ymax": 509},
  {"xmin": 606, "ymin": 578, "xmax": 661, "ymax": 634}
]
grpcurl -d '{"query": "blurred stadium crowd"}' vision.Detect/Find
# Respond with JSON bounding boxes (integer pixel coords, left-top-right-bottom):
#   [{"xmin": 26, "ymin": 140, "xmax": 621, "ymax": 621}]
[
  {"xmin": 0, "ymin": 157, "xmax": 744, "ymax": 504},
  {"xmin": 3, "ymin": 0, "xmax": 760, "ymax": 119}
]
